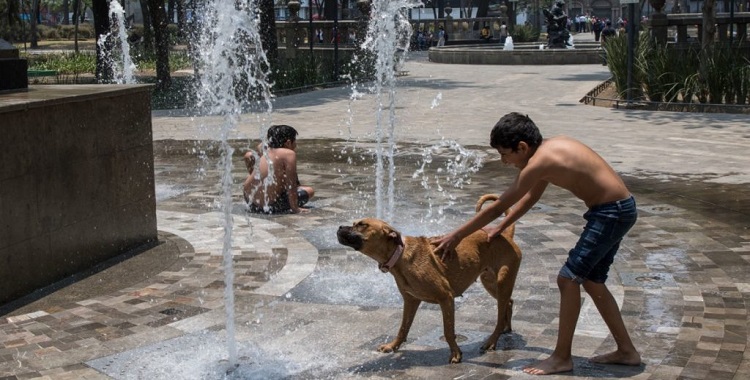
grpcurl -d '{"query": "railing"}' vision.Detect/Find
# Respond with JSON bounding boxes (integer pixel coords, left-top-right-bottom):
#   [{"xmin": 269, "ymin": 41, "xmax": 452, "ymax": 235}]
[
  {"xmin": 650, "ymin": 12, "xmax": 750, "ymax": 45},
  {"xmin": 276, "ymin": 16, "xmax": 511, "ymax": 51},
  {"xmin": 411, "ymin": 17, "xmax": 509, "ymax": 41},
  {"xmin": 277, "ymin": 20, "xmax": 363, "ymax": 49}
]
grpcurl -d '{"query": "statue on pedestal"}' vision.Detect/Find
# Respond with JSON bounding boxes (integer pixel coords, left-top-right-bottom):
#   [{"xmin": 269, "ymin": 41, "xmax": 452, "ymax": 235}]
[{"xmin": 543, "ymin": 0, "xmax": 571, "ymax": 49}]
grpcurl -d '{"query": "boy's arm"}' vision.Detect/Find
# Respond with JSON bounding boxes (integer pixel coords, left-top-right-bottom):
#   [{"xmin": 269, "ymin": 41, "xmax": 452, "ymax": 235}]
[
  {"xmin": 432, "ymin": 162, "xmax": 547, "ymax": 259},
  {"xmin": 282, "ymin": 150, "xmax": 308, "ymax": 214},
  {"xmin": 486, "ymin": 180, "xmax": 548, "ymax": 240}
]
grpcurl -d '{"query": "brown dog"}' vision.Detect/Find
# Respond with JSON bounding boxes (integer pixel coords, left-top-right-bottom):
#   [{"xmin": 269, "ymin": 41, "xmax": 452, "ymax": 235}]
[{"xmin": 336, "ymin": 194, "xmax": 522, "ymax": 364}]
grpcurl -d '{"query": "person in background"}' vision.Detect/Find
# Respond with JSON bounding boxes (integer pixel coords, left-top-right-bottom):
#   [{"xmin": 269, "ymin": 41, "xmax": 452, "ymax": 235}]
[{"xmin": 243, "ymin": 125, "xmax": 315, "ymax": 214}]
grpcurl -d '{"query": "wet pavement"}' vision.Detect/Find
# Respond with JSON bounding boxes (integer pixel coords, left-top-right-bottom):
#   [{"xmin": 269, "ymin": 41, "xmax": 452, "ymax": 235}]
[{"xmin": 2, "ymin": 32, "xmax": 750, "ymax": 379}]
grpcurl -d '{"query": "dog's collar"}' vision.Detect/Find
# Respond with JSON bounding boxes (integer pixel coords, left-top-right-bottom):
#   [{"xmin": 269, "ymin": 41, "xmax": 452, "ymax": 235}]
[{"xmin": 379, "ymin": 244, "xmax": 404, "ymax": 273}]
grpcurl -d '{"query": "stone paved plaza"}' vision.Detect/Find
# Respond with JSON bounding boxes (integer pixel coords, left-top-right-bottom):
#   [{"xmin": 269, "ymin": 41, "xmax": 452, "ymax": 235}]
[{"xmin": 1, "ymin": 34, "xmax": 749, "ymax": 379}]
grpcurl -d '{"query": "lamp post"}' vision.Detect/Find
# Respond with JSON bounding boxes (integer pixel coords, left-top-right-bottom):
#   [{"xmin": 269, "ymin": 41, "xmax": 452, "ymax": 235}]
[
  {"xmin": 620, "ymin": 0, "xmax": 638, "ymax": 105},
  {"xmin": 309, "ymin": 0, "xmax": 314, "ymax": 78},
  {"xmin": 333, "ymin": 0, "xmax": 339, "ymax": 81}
]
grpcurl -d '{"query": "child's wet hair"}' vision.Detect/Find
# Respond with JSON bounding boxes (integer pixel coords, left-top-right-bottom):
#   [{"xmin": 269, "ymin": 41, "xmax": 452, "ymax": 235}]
[
  {"xmin": 267, "ymin": 124, "xmax": 298, "ymax": 148},
  {"xmin": 490, "ymin": 112, "xmax": 543, "ymax": 151}
]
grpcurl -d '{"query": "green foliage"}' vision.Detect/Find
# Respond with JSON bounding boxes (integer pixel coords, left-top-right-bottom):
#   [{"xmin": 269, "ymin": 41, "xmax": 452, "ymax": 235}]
[
  {"xmin": 272, "ymin": 53, "xmax": 322, "ymax": 89},
  {"xmin": 510, "ymin": 24, "xmax": 539, "ymax": 43},
  {"xmin": 0, "ymin": 23, "xmax": 24, "ymax": 41},
  {"xmin": 603, "ymin": 34, "xmax": 629, "ymax": 99},
  {"xmin": 669, "ymin": 46, "xmax": 700, "ymax": 103},
  {"xmin": 636, "ymin": 33, "xmax": 685, "ymax": 103},
  {"xmin": 25, "ymin": 51, "xmax": 96, "ymax": 75},
  {"xmin": 134, "ymin": 50, "xmax": 192, "ymax": 72},
  {"xmin": 166, "ymin": 24, "xmax": 183, "ymax": 45},
  {"xmin": 605, "ymin": 34, "xmax": 750, "ymax": 106},
  {"xmin": 10, "ymin": 24, "xmax": 93, "ymax": 40}
]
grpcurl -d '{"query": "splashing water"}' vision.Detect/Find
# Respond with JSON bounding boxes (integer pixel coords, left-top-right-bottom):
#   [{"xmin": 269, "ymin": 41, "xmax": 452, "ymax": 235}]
[
  {"xmin": 98, "ymin": 0, "xmax": 136, "ymax": 84},
  {"xmin": 193, "ymin": 0, "xmax": 273, "ymax": 368},
  {"xmin": 430, "ymin": 92, "xmax": 442, "ymax": 109},
  {"xmin": 412, "ymin": 140, "xmax": 484, "ymax": 223},
  {"xmin": 359, "ymin": 0, "xmax": 421, "ymax": 221}
]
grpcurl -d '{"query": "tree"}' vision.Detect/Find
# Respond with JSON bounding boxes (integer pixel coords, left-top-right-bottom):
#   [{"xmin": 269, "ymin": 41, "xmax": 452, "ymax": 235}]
[
  {"xmin": 29, "ymin": 0, "xmax": 39, "ymax": 47},
  {"xmin": 701, "ymin": 0, "xmax": 716, "ymax": 50},
  {"xmin": 0, "ymin": 0, "xmax": 21, "ymax": 41},
  {"xmin": 62, "ymin": 0, "xmax": 70, "ymax": 24},
  {"xmin": 139, "ymin": 0, "xmax": 154, "ymax": 52},
  {"xmin": 92, "ymin": 0, "xmax": 113, "ymax": 81},
  {"xmin": 147, "ymin": 0, "xmax": 171, "ymax": 89}
]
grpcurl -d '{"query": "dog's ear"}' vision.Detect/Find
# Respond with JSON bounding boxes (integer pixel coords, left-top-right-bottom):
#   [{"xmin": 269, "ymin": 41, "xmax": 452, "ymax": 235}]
[{"xmin": 387, "ymin": 229, "xmax": 404, "ymax": 246}]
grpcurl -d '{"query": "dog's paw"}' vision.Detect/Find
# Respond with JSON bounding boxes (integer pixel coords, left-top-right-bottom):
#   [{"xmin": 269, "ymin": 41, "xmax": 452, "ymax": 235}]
[
  {"xmin": 480, "ymin": 340, "xmax": 497, "ymax": 352},
  {"xmin": 450, "ymin": 352, "xmax": 462, "ymax": 364},
  {"xmin": 378, "ymin": 343, "xmax": 399, "ymax": 353}
]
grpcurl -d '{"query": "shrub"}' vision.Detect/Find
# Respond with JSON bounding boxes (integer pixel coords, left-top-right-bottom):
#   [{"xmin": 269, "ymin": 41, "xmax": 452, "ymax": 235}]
[
  {"xmin": 606, "ymin": 34, "xmax": 749, "ymax": 105},
  {"xmin": 59, "ymin": 25, "xmax": 76, "ymax": 39},
  {"xmin": 26, "ymin": 52, "xmax": 96, "ymax": 75},
  {"xmin": 46, "ymin": 28, "xmax": 60, "ymax": 40},
  {"xmin": 166, "ymin": 24, "xmax": 182, "ymax": 45},
  {"xmin": 511, "ymin": 24, "xmax": 540, "ymax": 43},
  {"xmin": 0, "ymin": 24, "xmax": 24, "ymax": 41}
]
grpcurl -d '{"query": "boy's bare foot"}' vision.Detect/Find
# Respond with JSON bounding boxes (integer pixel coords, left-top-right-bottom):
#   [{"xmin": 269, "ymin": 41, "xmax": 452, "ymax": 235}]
[
  {"xmin": 589, "ymin": 350, "xmax": 641, "ymax": 366},
  {"xmin": 522, "ymin": 356, "xmax": 573, "ymax": 375}
]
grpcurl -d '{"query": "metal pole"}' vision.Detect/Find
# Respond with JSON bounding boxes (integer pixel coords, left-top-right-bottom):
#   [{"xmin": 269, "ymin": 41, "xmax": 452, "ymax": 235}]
[
  {"xmin": 333, "ymin": 3, "xmax": 339, "ymax": 81},
  {"xmin": 626, "ymin": 3, "xmax": 635, "ymax": 104}
]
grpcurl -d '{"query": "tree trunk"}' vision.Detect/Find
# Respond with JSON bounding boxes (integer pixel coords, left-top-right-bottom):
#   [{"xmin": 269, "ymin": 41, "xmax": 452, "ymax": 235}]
[
  {"xmin": 701, "ymin": 0, "xmax": 716, "ymax": 50},
  {"xmin": 73, "ymin": 0, "xmax": 80, "ymax": 52},
  {"xmin": 92, "ymin": 0, "xmax": 113, "ymax": 82},
  {"xmin": 63, "ymin": 0, "xmax": 70, "ymax": 24},
  {"xmin": 147, "ymin": 0, "xmax": 171, "ymax": 89},
  {"xmin": 259, "ymin": 0, "xmax": 278, "ymax": 64},
  {"xmin": 30, "ymin": 0, "xmax": 39, "ymax": 48},
  {"xmin": 140, "ymin": 0, "xmax": 154, "ymax": 53}
]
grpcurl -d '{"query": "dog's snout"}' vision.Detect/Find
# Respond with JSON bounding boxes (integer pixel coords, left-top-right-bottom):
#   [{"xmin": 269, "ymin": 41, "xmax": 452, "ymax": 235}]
[{"xmin": 337, "ymin": 225, "xmax": 363, "ymax": 250}]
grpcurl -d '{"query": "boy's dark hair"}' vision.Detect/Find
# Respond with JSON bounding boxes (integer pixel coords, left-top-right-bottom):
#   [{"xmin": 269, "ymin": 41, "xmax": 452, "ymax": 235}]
[
  {"xmin": 490, "ymin": 112, "xmax": 543, "ymax": 151},
  {"xmin": 267, "ymin": 124, "xmax": 298, "ymax": 148}
]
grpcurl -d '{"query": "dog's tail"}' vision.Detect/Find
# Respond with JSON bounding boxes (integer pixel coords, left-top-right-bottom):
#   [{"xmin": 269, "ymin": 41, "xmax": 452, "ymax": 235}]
[{"xmin": 475, "ymin": 194, "xmax": 515, "ymax": 239}]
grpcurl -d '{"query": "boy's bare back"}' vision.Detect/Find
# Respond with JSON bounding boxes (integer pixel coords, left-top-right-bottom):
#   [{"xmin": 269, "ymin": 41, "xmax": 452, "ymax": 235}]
[
  {"xmin": 243, "ymin": 147, "xmax": 300, "ymax": 209},
  {"xmin": 520, "ymin": 136, "xmax": 629, "ymax": 208}
]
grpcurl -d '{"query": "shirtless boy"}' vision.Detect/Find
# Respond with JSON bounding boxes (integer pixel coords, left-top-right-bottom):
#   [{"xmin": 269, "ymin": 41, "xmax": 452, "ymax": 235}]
[
  {"xmin": 432, "ymin": 112, "xmax": 640, "ymax": 375},
  {"xmin": 243, "ymin": 124, "xmax": 315, "ymax": 214}
]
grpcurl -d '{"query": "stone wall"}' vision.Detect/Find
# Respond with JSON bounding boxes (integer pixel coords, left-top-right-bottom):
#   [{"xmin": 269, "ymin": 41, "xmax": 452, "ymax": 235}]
[{"xmin": 0, "ymin": 85, "xmax": 157, "ymax": 306}]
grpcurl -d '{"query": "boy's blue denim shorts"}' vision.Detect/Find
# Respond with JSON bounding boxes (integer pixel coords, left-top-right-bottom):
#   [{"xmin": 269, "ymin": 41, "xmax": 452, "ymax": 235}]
[{"xmin": 559, "ymin": 195, "xmax": 637, "ymax": 284}]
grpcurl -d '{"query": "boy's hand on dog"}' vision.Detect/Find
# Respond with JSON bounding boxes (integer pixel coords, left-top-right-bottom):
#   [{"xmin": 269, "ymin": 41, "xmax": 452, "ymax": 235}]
[
  {"xmin": 431, "ymin": 234, "xmax": 460, "ymax": 262},
  {"xmin": 483, "ymin": 226, "xmax": 503, "ymax": 241}
]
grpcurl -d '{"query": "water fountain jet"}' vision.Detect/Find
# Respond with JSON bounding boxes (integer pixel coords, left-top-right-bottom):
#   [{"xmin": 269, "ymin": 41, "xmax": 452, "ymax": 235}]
[
  {"xmin": 98, "ymin": 0, "xmax": 136, "ymax": 84},
  {"xmin": 191, "ymin": 0, "xmax": 273, "ymax": 368}
]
